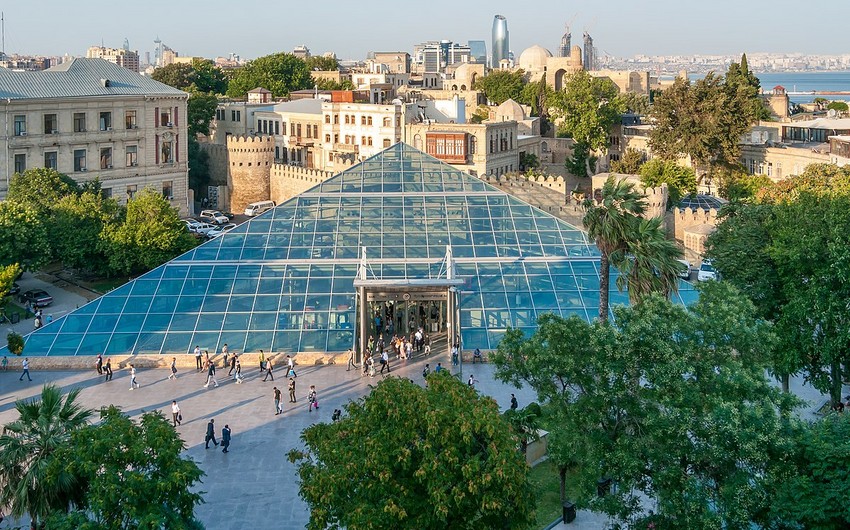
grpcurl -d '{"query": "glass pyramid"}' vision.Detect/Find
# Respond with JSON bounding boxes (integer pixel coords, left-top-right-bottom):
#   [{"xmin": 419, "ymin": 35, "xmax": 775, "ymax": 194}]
[{"xmin": 5, "ymin": 144, "xmax": 698, "ymax": 356}]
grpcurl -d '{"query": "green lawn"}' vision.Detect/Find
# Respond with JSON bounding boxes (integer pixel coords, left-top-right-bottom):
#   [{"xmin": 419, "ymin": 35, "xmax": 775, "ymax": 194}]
[
  {"xmin": 88, "ymin": 277, "xmax": 129, "ymax": 294},
  {"xmin": 2, "ymin": 301, "xmax": 30, "ymax": 322},
  {"xmin": 529, "ymin": 458, "xmax": 567, "ymax": 528}
]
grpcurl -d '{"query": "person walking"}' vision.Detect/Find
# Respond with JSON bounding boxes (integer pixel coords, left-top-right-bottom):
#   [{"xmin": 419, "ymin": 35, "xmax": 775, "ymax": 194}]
[
  {"xmin": 379, "ymin": 349, "xmax": 390, "ymax": 374},
  {"xmin": 205, "ymin": 419, "xmax": 218, "ymax": 449},
  {"xmin": 233, "ymin": 359, "xmax": 243, "ymax": 383},
  {"xmin": 273, "ymin": 387, "xmax": 282, "ymax": 415},
  {"xmin": 308, "ymin": 385, "xmax": 319, "ymax": 412},
  {"xmin": 194, "ymin": 346, "xmax": 202, "ymax": 372},
  {"xmin": 288, "ymin": 378, "xmax": 296, "ymax": 403},
  {"xmin": 129, "ymin": 364, "xmax": 140, "ymax": 390},
  {"xmin": 203, "ymin": 359, "xmax": 219, "ymax": 388},
  {"xmin": 258, "ymin": 350, "xmax": 266, "ymax": 373},
  {"xmin": 346, "ymin": 349, "xmax": 356, "ymax": 371},
  {"xmin": 221, "ymin": 343, "xmax": 229, "ymax": 369},
  {"xmin": 451, "ymin": 344, "xmax": 459, "ymax": 366},
  {"xmin": 423, "ymin": 334, "xmax": 431, "ymax": 356},
  {"xmin": 286, "ymin": 355, "xmax": 297, "ymax": 378},
  {"xmin": 467, "ymin": 374, "xmax": 478, "ymax": 389},
  {"xmin": 104, "ymin": 358, "xmax": 113, "ymax": 381},
  {"xmin": 171, "ymin": 400, "xmax": 182, "ymax": 426},
  {"xmin": 227, "ymin": 349, "xmax": 237, "ymax": 377},
  {"xmin": 435, "ymin": 362, "xmax": 443, "ymax": 373},
  {"xmin": 168, "ymin": 357, "xmax": 178, "ymax": 381},
  {"xmin": 1, "ymin": 356, "xmax": 7, "ymax": 371},
  {"xmin": 221, "ymin": 424, "xmax": 231, "ymax": 453},
  {"xmin": 19, "ymin": 358, "xmax": 32, "ymax": 382},
  {"xmin": 422, "ymin": 363, "xmax": 431, "ymax": 379},
  {"xmin": 262, "ymin": 357, "xmax": 274, "ymax": 382},
  {"xmin": 95, "ymin": 353, "xmax": 103, "ymax": 375},
  {"xmin": 510, "ymin": 394, "xmax": 518, "ymax": 410}
]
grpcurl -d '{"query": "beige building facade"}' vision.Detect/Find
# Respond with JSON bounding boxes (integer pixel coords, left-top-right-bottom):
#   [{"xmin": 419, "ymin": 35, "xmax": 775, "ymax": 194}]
[
  {"xmin": 1, "ymin": 58, "xmax": 189, "ymax": 214},
  {"xmin": 406, "ymin": 120, "xmax": 519, "ymax": 177}
]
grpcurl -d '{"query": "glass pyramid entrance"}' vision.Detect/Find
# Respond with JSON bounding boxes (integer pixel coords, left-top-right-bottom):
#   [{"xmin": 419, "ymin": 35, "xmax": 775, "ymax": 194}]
[{"xmin": 5, "ymin": 144, "xmax": 698, "ymax": 356}]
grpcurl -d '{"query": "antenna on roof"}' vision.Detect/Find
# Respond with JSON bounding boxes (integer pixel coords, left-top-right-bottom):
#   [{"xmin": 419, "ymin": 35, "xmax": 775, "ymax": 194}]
[{"xmin": 1, "ymin": 12, "xmax": 5, "ymax": 57}]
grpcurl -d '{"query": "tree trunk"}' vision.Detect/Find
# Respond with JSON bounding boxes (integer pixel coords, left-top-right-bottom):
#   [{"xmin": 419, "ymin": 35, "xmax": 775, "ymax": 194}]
[
  {"xmin": 830, "ymin": 359, "xmax": 843, "ymax": 407},
  {"xmin": 585, "ymin": 153, "xmax": 594, "ymax": 178},
  {"xmin": 559, "ymin": 465, "xmax": 567, "ymax": 503},
  {"xmin": 781, "ymin": 372, "xmax": 790, "ymax": 394},
  {"xmin": 598, "ymin": 252, "xmax": 610, "ymax": 322}
]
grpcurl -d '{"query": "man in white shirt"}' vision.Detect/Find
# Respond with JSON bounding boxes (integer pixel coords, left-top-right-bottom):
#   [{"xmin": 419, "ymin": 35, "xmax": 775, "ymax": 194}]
[
  {"xmin": 171, "ymin": 400, "xmax": 182, "ymax": 426},
  {"xmin": 19, "ymin": 358, "xmax": 31, "ymax": 382}
]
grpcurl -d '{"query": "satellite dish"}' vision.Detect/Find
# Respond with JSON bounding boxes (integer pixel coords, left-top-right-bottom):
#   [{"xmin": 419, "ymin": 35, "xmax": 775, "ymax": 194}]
[{"xmin": 827, "ymin": 109, "xmax": 838, "ymax": 118}]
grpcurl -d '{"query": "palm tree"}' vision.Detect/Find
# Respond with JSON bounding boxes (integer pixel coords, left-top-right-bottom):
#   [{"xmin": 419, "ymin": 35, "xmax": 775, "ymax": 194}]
[
  {"xmin": 0, "ymin": 385, "xmax": 92, "ymax": 528},
  {"xmin": 615, "ymin": 216, "xmax": 684, "ymax": 305},
  {"xmin": 583, "ymin": 175, "xmax": 648, "ymax": 322}
]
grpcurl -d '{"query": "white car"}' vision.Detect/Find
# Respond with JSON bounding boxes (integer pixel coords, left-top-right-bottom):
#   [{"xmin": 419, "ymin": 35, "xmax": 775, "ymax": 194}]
[
  {"xmin": 199, "ymin": 210, "xmax": 230, "ymax": 225},
  {"xmin": 206, "ymin": 223, "xmax": 237, "ymax": 238},
  {"xmin": 697, "ymin": 260, "xmax": 718, "ymax": 281},
  {"xmin": 676, "ymin": 259, "xmax": 691, "ymax": 280},
  {"xmin": 183, "ymin": 219, "xmax": 203, "ymax": 232},
  {"xmin": 190, "ymin": 222, "xmax": 218, "ymax": 236}
]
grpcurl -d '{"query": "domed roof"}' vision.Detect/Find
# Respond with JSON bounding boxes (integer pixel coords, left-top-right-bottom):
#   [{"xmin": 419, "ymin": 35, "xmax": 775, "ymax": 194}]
[
  {"xmin": 496, "ymin": 98, "xmax": 526, "ymax": 121},
  {"xmin": 677, "ymin": 194, "xmax": 728, "ymax": 211},
  {"xmin": 518, "ymin": 45, "xmax": 553, "ymax": 72}
]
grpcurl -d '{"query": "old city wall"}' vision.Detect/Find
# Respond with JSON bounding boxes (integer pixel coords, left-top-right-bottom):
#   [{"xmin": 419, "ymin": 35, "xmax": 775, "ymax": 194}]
[
  {"xmin": 199, "ymin": 142, "xmax": 230, "ymax": 186},
  {"xmin": 226, "ymin": 135, "xmax": 274, "ymax": 214},
  {"xmin": 670, "ymin": 207, "xmax": 721, "ymax": 241},
  {"xmin": 270, "ymin": 164, "xmax": 335, "ymax": 204}
]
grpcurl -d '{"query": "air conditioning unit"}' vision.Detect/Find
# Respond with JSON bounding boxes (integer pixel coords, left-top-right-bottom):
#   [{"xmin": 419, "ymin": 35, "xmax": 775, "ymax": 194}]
[
  {"xmin": 166, "ymin": 122, "xmax": 173, "ymax": 127},
  {"xmin": 106, "ymin": 127, "xmax": 112, "ymax": 131},
  {"xmin": 19, "ymin": 132, "xmax": 27, "ymax": 136},
  {"xmin": 79, "ymin": 167, "xmax": 87, "ymax": 172},
  {"xmin": 106, "ymin": 164, "xmax": 113, "ymax": 169},
  {"xmin": 167, "ymin": 196, "xmax": 174, "ymax": 200}
]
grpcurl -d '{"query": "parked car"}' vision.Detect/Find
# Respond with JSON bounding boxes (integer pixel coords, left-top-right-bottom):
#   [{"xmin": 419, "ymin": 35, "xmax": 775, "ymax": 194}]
[
  {"xmin": 19, "ymin": 289, "xmax": 53, "ymax": 308},
  {"xmin": 191, "ymin": 222, "xmax": 218, "ymax": 236},
  {"xmin": 244, "ymin": 200, "xmax": 275, "ymax": 217},
  {"xmin": 183, "ymin": 219, "xmax": 203, "ymax": 232},
  {"xmin": 697, "ymin": 259, "xmax": 718, "ymax": 281},
  {"xmin": 206, "ymin": 223, "xmax": 237, "ymax": 238},
  {"xmin": 676, "ymin": 259, "xmax": 691, "ymax": 280},
  {"xmin": 8, "ymin": 282, "xmax": 20, "ymax": 296},
  {"xmin": 199, "ymin": 210, "xmax": 230, "ymax": 225}
]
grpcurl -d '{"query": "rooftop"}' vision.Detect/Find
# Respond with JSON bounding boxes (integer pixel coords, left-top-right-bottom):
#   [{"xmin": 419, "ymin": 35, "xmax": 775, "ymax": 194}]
[
  {"xmin": 784, "ymin": 117, "xmax": 850, "ymax": 129},
  {"xmin": 0, "ymin": 58, "xmax": 186, "ymax": 99}
]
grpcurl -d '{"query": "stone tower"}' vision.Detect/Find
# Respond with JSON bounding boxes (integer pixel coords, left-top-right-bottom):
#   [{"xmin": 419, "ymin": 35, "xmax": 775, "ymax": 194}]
[{"xmin": 226, "ymin": 135, "xmax": 275, "ymax": 214}]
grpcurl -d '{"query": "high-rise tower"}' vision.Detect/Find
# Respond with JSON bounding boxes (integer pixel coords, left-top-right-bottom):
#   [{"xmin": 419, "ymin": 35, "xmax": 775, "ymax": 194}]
[
  {"xmin": 491, "ymin": 15, "xmax": 509, "ymax": 67},
  {"xmin": 559, "ymin": 26, "xmax": 571, "ymax": 57},
  {"xmin": 583, "ymin": 32, "xmax": 594, "ymax": 71}
]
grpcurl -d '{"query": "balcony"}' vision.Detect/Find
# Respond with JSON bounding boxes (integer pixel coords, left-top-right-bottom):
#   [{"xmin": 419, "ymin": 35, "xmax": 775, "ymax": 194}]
[
  {"xmin": 289, "ymin": 136, "xmax": 315, "ymax": 147},
  {"xmin": 333, "ymin": 143, "xmax": 359, "ymax": 153}
]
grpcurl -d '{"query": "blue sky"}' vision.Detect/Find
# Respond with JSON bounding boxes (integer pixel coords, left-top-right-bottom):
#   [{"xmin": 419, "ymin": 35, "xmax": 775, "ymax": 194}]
[{"xmin": 3, "ymin": 0, "xmax": 848, "ymax": 60}]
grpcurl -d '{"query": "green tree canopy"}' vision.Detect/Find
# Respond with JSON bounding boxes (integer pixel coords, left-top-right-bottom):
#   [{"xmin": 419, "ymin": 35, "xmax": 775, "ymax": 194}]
[
  {"xmin": 187, "ymin": 91, "xmax": 219, "ymax": 137},
  {"xmin": 312, "ymin": 77, "xmax": 356, "ymax": 91},
  {"xmin": 0, "ymin": 385, "xmax": 93, "ymax": 527},
  {"xmin": 7, "ymin": 167, "xmax": 80, "ymax": 213},
  {"xmin": 615, "ymin": 215, "xmax": 683, "ymax": 304},
  {"xmin": 151, "ymin": 63, "xmax": 194, "ymax": 91},
  {"xmin": 52, "ymin": 189, "xmax": 121, "ymax": 274},
  {"xmin": 493, "ymin": 283, "xmax": 795, "ymax": 528},
  {"xmin": 6, "ymin": 331, "xmax": 24, "ymax": 355},
  {"xmin": 226, "ymin": 52, "xmax": 313, "ymax": 98},
  {"xmin": 827, "ymin": 100, "xmax": 849, "ymax": 113},
  {"xmin": 45, "ymin": 406, "xmax": 205, "ymax": 529},
  {"xmin": 100, "ymin": 188, "xmax": 197, "ymax": 275},
  {"xmin": 152, "ymin": 59, "xmax": 227, "ymax": 94},
  {"xmin": 550, "ymin": 70, "xmax": 624, "ymax": 177},
  {"xmin": 0, "ymin": 263, "xmax": 21, "ymax": 303},
  {"xmin": 288, "ymin": 373, "xmax": 536, "ymax": 530},
  {"xmin": 473, "ymin": 69, "xmax": 527, "ymax": 105},
  {"xmin": 726, "ymin": 54, "xmax": 771, "ymax": 121},
  {"xmin": 620, "ymin": 92, "xmax": 651, "ymax": 114},
  {"xmin": 638, "ymin": 158, "xmax": 697, "ymax": 207},
  {"xmin": 0, "ymin": 200, "xmax": 52, "ymax": 270},
  {"xmin": 610, "ymin": 148, "xmax": 645, "ymax": 174},
  {"xmin": 305, "ymin": 55, "xmax": 339, "ymax": 71}
]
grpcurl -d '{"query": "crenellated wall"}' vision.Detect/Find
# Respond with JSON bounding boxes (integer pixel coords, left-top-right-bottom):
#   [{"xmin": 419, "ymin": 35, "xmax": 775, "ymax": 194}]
[
  {"xmin": 270, "ymin": 164, "xmax": 335, "ymax": 204},
  {"xmin": 669, "ymin": 207, "xmax": 720, "ymax": 242},
  {"xmin": 226, "ymin": 135, "xmax": 275, "ymax": 214}
]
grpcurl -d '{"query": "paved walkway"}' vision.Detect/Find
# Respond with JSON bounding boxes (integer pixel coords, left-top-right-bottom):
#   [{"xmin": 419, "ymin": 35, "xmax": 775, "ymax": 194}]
[{"xmin": 0, "ymin": 351, "xmax": 841, "ymax": 530}]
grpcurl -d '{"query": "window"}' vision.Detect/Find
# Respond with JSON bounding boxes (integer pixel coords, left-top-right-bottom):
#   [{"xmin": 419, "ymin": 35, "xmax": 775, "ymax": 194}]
[
  {"xmin": 325, "ymin": 134, "xmax": 331, "ymax": 143},
  {"xmin": 161, "ymin": 140, "xmax": 173, "ymax": 164},
  {"xmin": 296, "ymin": 124, "xmax": 302, "ymax": 137},
  {"xmin": 160, "ymin": 108, "xmax": 172, "ymax": 127},
  {"xmin": 14, "ymin": 153, "xmax": 26, "ymax": 174},
  {"xmin": 125, "ymin": 110, "xmax": 137, "ymax": 129},
  {"xmin": 162, "ymin": 181, "xmax": 173, "ymax": 199},
  {"xmin": 368, "ymin": 136, "xmax": 373, "ymax": 146},
  {"xmin": 361, "ymin": 116, "xmax": 367, "ymax": 125},
  {"xmin": 126, "ymin": 184, "xmax": 137, "ymax": 199},
  {"xmin": 99, "ymin": 111, "xmax": 112, "ymax": 131},
  {"xmin": 73, "ymin": 112, "xmax": 86, "ymax": 132},
  {"xmin": 13, "ymin": 115, "xmax": 26, "ymax": 136},
  {"xmin": 383, "ymin": 138, "xmax": 391, "ymax": 148},
  {"xmin": 44, "ymin": 114, "xmax": 58, "ymax": 134},
  {"xmin": 383, "ymin": 117, "xmax": 391, "ymax": 127},
  {"xmin": 367, "ymin": 116, "xmax": 373, "ymax": 126},
  {"xmin": 469, "ymin": 136, "xmax": 477, "ymax": 155},
  {"xmin": 274, "ymin": 121, "xmax": 280, "ymax": 135},
  {"xmin": 344, "ymin": 115, "xmax": 350, "ymax": 125},
  {"xmin": 361, "ymin": 136, "xmax": 366, "ymax": 145},
  {"xmin": 282, "ymin": 122, "xmax": 287, "ymax": 136},
  {"xmin": 100, "ymin": 147, "xmax": 113, "ymax": 169},
  {"xmin": 74, "ymin": 149, "xmax": 87, "ymax": 171},
  {"xmin": 216, "ymin": 108, "xmax": 225, "ymax": 121},
  {"xmin": 306, "ymin": 124, "xmax": 312, "ymax": 139},
  {"xmin": 44, "ymin": 151, "xmax": 57, "ymax": 170},
  {"xmin": 324, "ymin": 115, "xmax": 331, "ymax": 124},
  {"xmin": 312, "ymin": 125, "xmax": 318, "ymax": 138},
  {"xmin": 334, "ymin": 114, "xmax": 339, "ymax": 124},
  {"xmin": 126, "ymin": 145, "xmax": 138, "ymax": 167}
]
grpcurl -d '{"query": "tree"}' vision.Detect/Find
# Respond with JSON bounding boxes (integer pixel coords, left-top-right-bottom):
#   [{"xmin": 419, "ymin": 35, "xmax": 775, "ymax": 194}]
[
  {"xmin": 638, "ymin": 158, "xmax": 697, "ymax": 207},
  {"xmin": 725, "ymin": 54, "xmax": 771, "ymax": 121},
  {"xmin": 550, "ymin": 70, "xmax": 624, "ymax": 177},
  {"xmin": 151, "ymin": 59, "xmax": 226, "ymax": 94},
  {"xmin": 615, "ymin": 216, "xmax": 683, "ymax": 305},
  {"xmin": 305, "ymin": 55, "xmax": 339, "ymax": 71},
  {"xmin": 151, "ymin": 63, "xmax": 194, "ymax": 91},
  {"xmin": 519, "ymin": 152, "xmax": 540, "ymax": 172},
  {"xmin": 45, "ymin": 406, "xmax": 204, "ymax": 529},
  {"xmin": 769, "ymin": 414, "xmax": 850, "ymax": 529},
  {"xmin": 100, "ymin": 188, "xmax": 197, "ymax": 275},
  {"xmin": 288, "ymin": 373, "xmax": 536, "ymax": 530},
  {"xmin": 582, "ymin": 175, "xmax": 647, "ymax": 322},
  {"xmin": 712, "ymin": 163, "xmax": 773, "ymax": 201},
  {"xmin": 187, "ymin": 91, "xmax": 219, "ymax": 137},
  {"xmin": 188, "ymin": 138, "xmax": 211, "ymax": 196},
  {"xmin": 52, "ymin": 189, "xmax": 120, "ymax": 274},
  {"xmin": 493, "ymin": 283, "xmax": 795, "ymax": 528},
  {"xmin": 0, "ymin": 263, "xmax": 21, "ymax": 303},
  {"xmin": 0, "ymin": 201, "xmax": 52, "ymax": 271},
  {"xmin": 6, "ymin": 331, "xmax": 24, "ymax": 356},
  {"xmin": 0, "ymin": 385, "xmax": 93, "ymax": 527},
  {"xmin": 7, "ymin": 168, "xmax": 79, "ymax": 214},
  {"xmin": 473, "ymin": 69, "xmax": 527, "ymax": 105},
  {"xmin": 619, "ymin": 92, "xmax": 651, "ymax": 114},
  {"xmin": 226, "ymin": 52, "xmax": 313, "ymax": 98},
  {"xmin": 827, "ymin": 100, "xmax": 849, "ymax": 114},
  {"xmin": 313, "ymin": 77, "xmax": 356, "ymax": 91},
  {"xmin": 610, "ymin": 148, "xmax": 645, "ymax": 174},
  {"xmin": 649, "ymin": 73, "xmax": 753, "ymax": 176}
]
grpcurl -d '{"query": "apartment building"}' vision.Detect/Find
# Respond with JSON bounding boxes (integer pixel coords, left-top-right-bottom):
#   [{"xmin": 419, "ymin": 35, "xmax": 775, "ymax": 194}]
[{"xmin": 0, "ymin": 58, "xmax": 189, "ymax": 213}]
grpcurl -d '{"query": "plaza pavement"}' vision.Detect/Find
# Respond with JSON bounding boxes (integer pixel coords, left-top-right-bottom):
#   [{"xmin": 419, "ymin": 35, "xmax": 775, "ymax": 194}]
[{"xmin": 0, "ymin": 349, "xmax": 841, "ymax": 530}]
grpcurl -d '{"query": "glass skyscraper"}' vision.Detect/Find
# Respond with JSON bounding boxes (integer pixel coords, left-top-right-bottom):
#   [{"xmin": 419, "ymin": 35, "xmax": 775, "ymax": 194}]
[{"xmin": 491, "ymin": 15, "xmax": 509, "ymax": 67}]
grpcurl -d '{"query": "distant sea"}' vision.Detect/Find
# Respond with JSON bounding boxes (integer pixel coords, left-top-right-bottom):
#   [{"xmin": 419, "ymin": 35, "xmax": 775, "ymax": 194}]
[{"xmin": 755, "ymin": 71, "xmax": 850, "ymax": 103}]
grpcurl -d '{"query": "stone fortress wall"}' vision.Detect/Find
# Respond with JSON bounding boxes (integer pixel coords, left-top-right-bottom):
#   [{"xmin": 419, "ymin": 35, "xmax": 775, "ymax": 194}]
[
  {"xmin": 270, "ymin": 165, "xmax": 335, "ymax": 204},
  {"xmin": 225, "ymin": 135, "xmax": 275, "ymax": 214}
]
